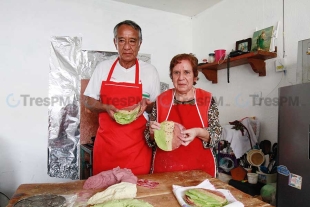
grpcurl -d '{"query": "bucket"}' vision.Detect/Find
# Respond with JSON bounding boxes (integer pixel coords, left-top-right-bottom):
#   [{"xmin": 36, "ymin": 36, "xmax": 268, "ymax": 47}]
[
  {"xmin": 214, "ymin": 49, "xmax": 226, "ymax": 62},
  {"xmin": 247, "ymin": 173, "xmax": 258, "ymax": 184}
]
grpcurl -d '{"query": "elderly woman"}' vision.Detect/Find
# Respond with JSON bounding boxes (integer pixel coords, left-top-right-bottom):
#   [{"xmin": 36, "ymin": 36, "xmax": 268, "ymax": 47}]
[{"xmin": 144, "ymin": 53, "xmax": 222, "ymax": 177}]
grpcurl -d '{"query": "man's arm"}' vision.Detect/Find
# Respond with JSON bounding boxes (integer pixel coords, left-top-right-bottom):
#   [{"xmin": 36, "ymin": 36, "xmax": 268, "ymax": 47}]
[{"xmin": 84, "ymin": 96, "xmax": 118, "ymax": 118}]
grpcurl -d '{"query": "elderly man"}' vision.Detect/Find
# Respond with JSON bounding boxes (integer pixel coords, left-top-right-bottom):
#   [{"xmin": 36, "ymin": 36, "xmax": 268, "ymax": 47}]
[{"xmin": 84, "ymin": 20, "xmax": 160, "ymax": 175}]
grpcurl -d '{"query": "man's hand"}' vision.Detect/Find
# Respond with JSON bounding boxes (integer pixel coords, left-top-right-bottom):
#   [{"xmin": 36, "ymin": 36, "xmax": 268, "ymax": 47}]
[
  {"xmin": 105, "ymin": 104, "xmax": 118, "ymax": 119},
  {"xmin": 84, "ymin": 96, "xmax": 118, "ymax": 119},
  {"xmin": 137, "ymin": 98, "xmax": 154, "ymax": 117}
]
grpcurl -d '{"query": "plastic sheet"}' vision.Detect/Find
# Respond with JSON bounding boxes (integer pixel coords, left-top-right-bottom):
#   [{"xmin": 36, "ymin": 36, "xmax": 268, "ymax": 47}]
[
  {"xmin": 48, "ymin": 37, "xmax": 117, "ymax": 179},
  {"xmin": 48, "ymin": 36, "xmax": 83, "ymax": 179}
]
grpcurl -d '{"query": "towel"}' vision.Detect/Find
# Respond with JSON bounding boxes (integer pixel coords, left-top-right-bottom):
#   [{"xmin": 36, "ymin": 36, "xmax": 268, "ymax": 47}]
[
  {"xmin": 221, "ymin": 118, "xmax": 258, "ymax": 158},
  {"xmin": 83, "ymin": 167, "xmax": 137, "ymax": 190}
]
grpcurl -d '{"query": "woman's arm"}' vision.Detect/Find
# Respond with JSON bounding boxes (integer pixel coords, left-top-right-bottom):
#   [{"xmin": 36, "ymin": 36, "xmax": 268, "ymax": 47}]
[
  {"xmin": 144, "ymin": 101, "xmax": 158, "ymax": 147},
  {"xmin": 203, "ymin": 98, "xmax": 222, "ymax": 148}
]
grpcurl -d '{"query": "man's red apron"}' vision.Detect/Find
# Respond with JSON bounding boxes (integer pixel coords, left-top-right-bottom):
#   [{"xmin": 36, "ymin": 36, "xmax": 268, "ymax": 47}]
[
  {"xmin": 93, "ymin": 58, "xmax": 152, "ymax": 175},
  {"xmin": 154, "ymin": 89, "xmax": 216, "ymax": 177}
]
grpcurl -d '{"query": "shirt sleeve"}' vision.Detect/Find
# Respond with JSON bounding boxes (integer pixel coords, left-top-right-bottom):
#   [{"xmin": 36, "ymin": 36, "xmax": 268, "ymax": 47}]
[
  {"xmin": 149, "ymin": 67, "xmax": 161, "ymax": 102},
  {"xmin": 203, "ymin": 97, "xmax": 222, "ymax": 148},
  {"xmin": 84, "ymin": 61, "xmax": 110, "ymax": 100}
]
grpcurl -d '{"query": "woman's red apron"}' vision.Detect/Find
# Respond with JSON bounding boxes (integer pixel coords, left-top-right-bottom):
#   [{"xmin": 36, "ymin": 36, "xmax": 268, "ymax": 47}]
[
  {"xmin": 93, "ymin": 58, "xmax": 152, "ymax": 175},
  {"xmin": 154, "ymin": 90, "xmax": 216, "ymax": 177}
]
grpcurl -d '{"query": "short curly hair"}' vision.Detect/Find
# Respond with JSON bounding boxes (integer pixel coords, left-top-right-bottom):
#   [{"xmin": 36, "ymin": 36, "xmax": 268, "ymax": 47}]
[{"xmin": 169, "ymin": 53, "xmax": 199, "ymax": 85}]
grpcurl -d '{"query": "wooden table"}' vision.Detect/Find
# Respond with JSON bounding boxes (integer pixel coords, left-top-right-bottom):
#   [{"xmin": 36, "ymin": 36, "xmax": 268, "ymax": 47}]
[{"xmin": 8, "ymin": 170, "xmax": 274, "ymax": 207}]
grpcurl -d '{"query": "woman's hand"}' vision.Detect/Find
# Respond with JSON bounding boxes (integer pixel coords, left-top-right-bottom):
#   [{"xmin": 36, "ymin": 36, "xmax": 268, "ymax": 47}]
[
  {"xmin": 179, "ymin": 128, "xmax": 199, "ymax": 146},
  {"xmin": 149, "ymin": 121, "xmax": 161, "ymax": 136},
  {"xmin": 180, "ymin": 128, "xmax": 210, "ymax": 146}
]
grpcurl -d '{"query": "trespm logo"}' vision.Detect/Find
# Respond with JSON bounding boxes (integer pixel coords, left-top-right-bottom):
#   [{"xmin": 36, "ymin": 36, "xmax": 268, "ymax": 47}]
[{"xmin": 6, "ymin": 94, "xmax": 74, "ymax": 108}]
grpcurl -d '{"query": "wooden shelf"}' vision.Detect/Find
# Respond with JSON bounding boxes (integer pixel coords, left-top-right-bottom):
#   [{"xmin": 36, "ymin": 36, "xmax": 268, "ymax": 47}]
[{"xmin": 198, "ymin": 50, "xmax": 277, "ymax": 83}]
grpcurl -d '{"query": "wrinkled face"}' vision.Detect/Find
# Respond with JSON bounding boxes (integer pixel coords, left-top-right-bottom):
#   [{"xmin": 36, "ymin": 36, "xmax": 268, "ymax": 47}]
[
  {"xmin": 172, "ymin": 60, "xmax": 197, "ymax": 94},
  {"xmin": 114, "ymin": 25, "xmax": 141, "ymax": 64}
]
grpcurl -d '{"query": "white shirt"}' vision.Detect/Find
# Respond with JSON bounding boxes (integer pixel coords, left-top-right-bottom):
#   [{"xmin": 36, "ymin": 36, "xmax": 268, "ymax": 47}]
[{"xmin": 84, "ymin": 57, "xmax": 160, "ymax": 102}]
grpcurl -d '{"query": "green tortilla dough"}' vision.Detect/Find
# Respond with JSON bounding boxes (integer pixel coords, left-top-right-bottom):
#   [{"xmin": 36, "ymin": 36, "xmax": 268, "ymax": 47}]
[
  {"xmin": 154, "ymin": 121, "xmax": 174, "ymax": 151},
  {"xmin": 93, "ymin": 198, "xmax": 153, "ymax": 207},
  {"xmin": 185, "ymin": 189, "xmax": 228, "ymax": 207},
  {"xmin": 114, "ymin": 104, "xmax": 140, "ymax": 125}
]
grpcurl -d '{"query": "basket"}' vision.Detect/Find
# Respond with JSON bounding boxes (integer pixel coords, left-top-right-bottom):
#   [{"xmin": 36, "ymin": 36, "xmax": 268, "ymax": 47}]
[{"xmin": 246, "ymin": 149, "xmax": 265, "ymax": 166}]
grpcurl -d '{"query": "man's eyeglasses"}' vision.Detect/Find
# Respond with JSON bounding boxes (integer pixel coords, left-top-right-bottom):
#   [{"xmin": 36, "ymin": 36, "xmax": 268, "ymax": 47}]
[{"xmin": 117, "ymin": 38, "xmax": 139, "ymax": 47}]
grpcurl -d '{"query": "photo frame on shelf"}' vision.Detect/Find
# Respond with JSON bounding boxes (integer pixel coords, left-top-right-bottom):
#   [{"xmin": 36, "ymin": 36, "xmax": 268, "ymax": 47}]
[
  {"xmin": 236, "ymin": 38, "xmax": 252, "ymax": 52},
  {"xmin": 251, "ymin": 26, "xmax": 274, "ymax": 52}
]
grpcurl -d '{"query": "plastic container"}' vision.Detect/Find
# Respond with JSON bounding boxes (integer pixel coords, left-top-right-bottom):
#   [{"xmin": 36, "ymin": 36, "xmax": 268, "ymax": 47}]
[
  {"xmin": 257, "ymin": 171, "xmax": 277, "ymax": 184},
  {"xmin": 219, "ymin": 157, "xmax": 235, "ymax": 172},
  {"xmin": 214, "ymin": 49, "xmax": 226, "ymax": 62},
  {"xmin": 218, "ymin": 172, "xmax": 232, "ymax": 183},
  {"xmin": 247, "ymin": 173, "xmax": 258, "ymax": 184},
  {"xmin": 208, "ymin": 53, "xmax": 215, "ymax": 63},
  {"xmin": 260, "ymin": 183, "xmax": 277, "ymax": 205}
]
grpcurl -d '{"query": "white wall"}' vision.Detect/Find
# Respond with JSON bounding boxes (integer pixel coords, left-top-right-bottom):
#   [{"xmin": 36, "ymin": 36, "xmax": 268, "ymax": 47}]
[
  {"xmin": 0, "ymin": 0, "xmax": 192, "ymax": 197},
  {"xmin": 193, "ymin": 0, "xmax": 310, "ymax": 146}
]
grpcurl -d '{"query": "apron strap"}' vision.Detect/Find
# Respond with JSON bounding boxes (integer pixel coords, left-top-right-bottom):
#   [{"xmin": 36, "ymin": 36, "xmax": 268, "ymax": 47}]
[
  {"xmin": 135, "ymin": 59, "xmax": 139, "ymax": 84},
  {"xmin": 106, "ymin": 58, "xmax": 140, "ymax": 84}
]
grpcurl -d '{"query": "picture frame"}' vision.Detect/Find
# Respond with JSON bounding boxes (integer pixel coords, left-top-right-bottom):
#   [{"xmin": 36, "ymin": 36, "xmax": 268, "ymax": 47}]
[
  {"xmin": 236, "ymin": 38, "xmax": 252, "ymax": 52},
  {"xmin": 251, "ymin": 26, "xmax": 274, "ymax": 52}
]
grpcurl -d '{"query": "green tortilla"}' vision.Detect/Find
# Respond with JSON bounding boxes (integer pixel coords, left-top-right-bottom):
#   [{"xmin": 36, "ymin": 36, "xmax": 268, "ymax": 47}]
[
  {"xmin": 93, "ymin": 199, "xmax": 153, "ymax": 207},
  {"xmin": 185, "ymin": 189, "xmax": 228, "ymax": 207},
  {"xmin": 154, "ymin": 121, "xmax": 174, "ymax": 151},
  {"xmin": 114, "ymin": 104, "xmax": 141, "ymax": 125}
]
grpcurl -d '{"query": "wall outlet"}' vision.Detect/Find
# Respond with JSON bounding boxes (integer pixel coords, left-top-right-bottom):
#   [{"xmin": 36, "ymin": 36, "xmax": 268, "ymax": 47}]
[{"xmin": 275, "ymin": 58, "xmax": 286, "ymax": 72}]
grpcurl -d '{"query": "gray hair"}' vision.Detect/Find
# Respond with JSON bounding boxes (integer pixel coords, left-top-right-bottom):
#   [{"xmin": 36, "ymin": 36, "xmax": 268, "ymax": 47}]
[{"xmin": 113, "ymin": 20, "xmax": 142, "ymax": 42}]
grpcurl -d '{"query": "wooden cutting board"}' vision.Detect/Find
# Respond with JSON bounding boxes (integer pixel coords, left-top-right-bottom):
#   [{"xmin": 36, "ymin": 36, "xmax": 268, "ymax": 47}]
[
  {"xmin": 7, "ymin": 170, "xmax": 209, "ymax": 207},
  {"xmin": 136, "ymin": 170, "xmax": 211, "ymax": 198},
  {"xmin": 7, "ymin": 170, "xmax": 274, "ymax": 207}
]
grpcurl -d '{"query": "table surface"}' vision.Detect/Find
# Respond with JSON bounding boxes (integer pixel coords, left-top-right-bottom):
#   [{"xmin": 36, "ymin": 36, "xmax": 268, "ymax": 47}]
[{"xmin": 8, "ymin": 170, "xmax": 274, "ymax": 207}]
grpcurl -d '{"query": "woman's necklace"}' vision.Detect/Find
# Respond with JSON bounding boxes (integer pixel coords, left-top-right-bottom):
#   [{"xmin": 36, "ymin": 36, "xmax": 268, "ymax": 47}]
[{"xmin": 174, "ymin": 88, "xmax": 196, "ymax": 105}]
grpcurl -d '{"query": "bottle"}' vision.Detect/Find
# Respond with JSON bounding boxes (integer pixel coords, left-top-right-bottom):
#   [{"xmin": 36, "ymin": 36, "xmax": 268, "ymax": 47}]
[{"xmin": 208, "ymin": 53, "xmax": 215, "ymax": 63}]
